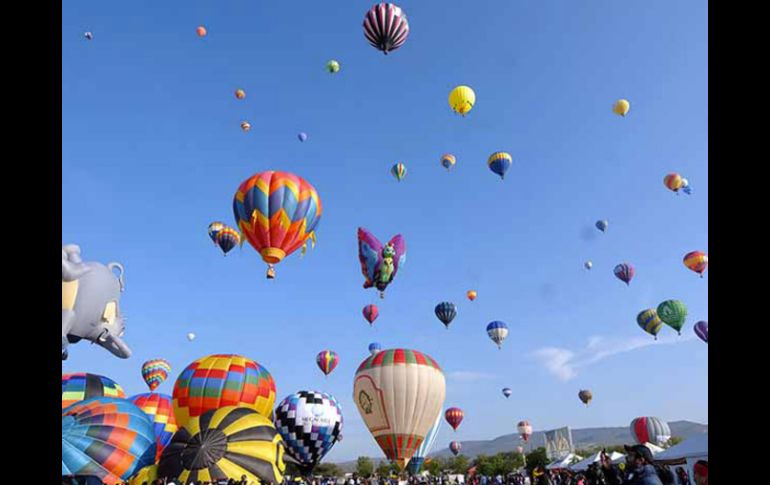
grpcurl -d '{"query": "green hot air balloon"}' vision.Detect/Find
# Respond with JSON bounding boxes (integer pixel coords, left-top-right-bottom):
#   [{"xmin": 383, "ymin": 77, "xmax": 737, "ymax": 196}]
[
  {"xmin": 657, "ymin": 300, "xmax": 688, "ymax": 335},
  {"xmin": 636, "ymin": 309, "xmax": 663, "ymax": 340}
]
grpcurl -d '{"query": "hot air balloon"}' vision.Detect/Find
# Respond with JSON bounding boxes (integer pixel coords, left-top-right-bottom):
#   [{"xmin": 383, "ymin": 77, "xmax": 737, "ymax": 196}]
[
  {"xmin": 62, "ymin": 373, "xmax": 125, "ymax": 409},
  {"xmin": 63, "ymin": 397, "xmax": 157, "ymax": 485},
  {"xmin": 158, "ymin": 406, "xmax": 285, "ymax": 484},
  {"xmin": 369, "ymin": 342, "xmax": 382, "ymax": 355},
  {"xmin": 406, "ymin": 412, "xmax": 441, "ymax": 475},
  {"xmin": 445, "ymin": 407, "xmax": 464, "ymax": 431},
  {"xmin": 517, "ymin": 421, "xmax": 532, "ymax": 443},
  {"xmin": 353, "ymin": 349, "xmax": 446, "ymax": 470},
  {"xmin": 196, "ymin": 26, "xmax": 207, "ymax": 37},
  {"xmin": 664, "ymin": 173, "xmax": 684, "ymax": 193},
  {"xmin": 84, "ymin": 31, "xmax": 93, "ymax": 40},
  {"xmin": 435, "ymin": 302, "xmax": 457, "ymax": 329},
  {"xmin": 241, "ymin": 121, "xmax": 251, "ymax": 132},
  {"xmin": 273, "ymin": 391, "xmax": 343, "ymax": 475},
  {"xmin": 215, "ymin": 226, "xmax": 241, "ymax": 255},
  {"xmin": 441, "ymin": 154, "xmax": 456, "ymax": 171},
  {"xmin": 130, "ymin": 393, "xmax": 178, "ymax": 461},
  {"xmin": 326, "ymin": 60, "xmax": 340, "ymax": 73},
  {"xmin": 391, "ymin": 163, "xmax": 407, "ymax": 182},
  {"xmin": 488, "ymin": 152, "xmax": 512, "ymax": 180},
  {"xmin": 596, "ymin": 220, "xmax": 608, "ymax": 232},
  {"xmin": 684, "ymin": 251, "xmax": 708, "ymax": 277},
  {"xmin": 578, "ymin": 390, "xmax": 593, "ymax": 406},
  {"xmin": 233, "ymin": 171, "xmax": 322, "ymax": 279},
  {"xmin": 613, "ymin": 99, "xmax": 630, "ymax": 117},
  {"xmin": 486, "ymin": 321, "xmax": 509, "ymax": 349},
  {"xmin": 694, "ymin": 321, "xmax": 708, "ymax": 343},
  {"xmin": 172, "ymin": 354, "xmax": 276, "ymax": 428},
  {"xmin": 629, "ymin": 417, "xmax": 671, "ymax": 446},
  {"xmin": 358, "ymin": 227, "xmax": 407, "ymax": 298},
  {"xmin": 449, "ymin": 86, "xmax": 475, "ymax": 116},
  {"xmin": 681, "ymin": 178, "xmax": 692, "ymax": 195},
  {"xmin": 657, "ymin": 300, "xmax": 688, "ymax": 335},
  {"xmin": 502, "ymin": 388, "xmax": 512, "ymax": 399},
  {"xmin": 613, "ymin": 263, "xmax": 635, "ymax": 286},
  {"xmin": 584, "ymin": 261, "xmax": 593, "ymax": 270},
  {"xmin": 363, "ymin": 304, "xmax": 379, "ymax": 325},
  {"xmin": 186, "ymin": 332, "xmax": 195, "ymax": 341},
  {"xmin": 208, "ymin": 222, "xmax": 225, "ymax": 245},
  {"xmin": 363, "ymin": 3, "xmax": 410, "ymax": 55},
  {"xmin": 129, "ymin": 464, "xmax": 158, "ymax": 485},
  {"xmin": 235, "ymin": 89, "xmax": 246, "ymax": 100},
  {"xmin": 317, "ymin": 350, "xmax": 340, "ymax": 377},
  {"xmin": 141, "ymin": 359, "xmax": 171, "ymax": 392},
  {"xmin": 449, "ymin": 441, "xmax": 462, "ymax": 456},
  {"xmin": 298, "ymin": 132, "xmax": 308, "ymax": 142},
  {"xmin": 637, "ymin": 309, "xmax": 663, "ymax": 339}
]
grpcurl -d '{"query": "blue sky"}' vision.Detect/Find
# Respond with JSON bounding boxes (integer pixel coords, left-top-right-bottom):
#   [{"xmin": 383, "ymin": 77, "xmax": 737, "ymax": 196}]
[{"xmin": 63, "ymin": 0, "xmax": 708, "ymax": 462}]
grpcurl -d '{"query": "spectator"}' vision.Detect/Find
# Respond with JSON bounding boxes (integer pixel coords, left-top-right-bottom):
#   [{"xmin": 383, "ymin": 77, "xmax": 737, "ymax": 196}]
[{"xmin": 692, "ymin": 461, "xmax": 707, "ymax": 485}]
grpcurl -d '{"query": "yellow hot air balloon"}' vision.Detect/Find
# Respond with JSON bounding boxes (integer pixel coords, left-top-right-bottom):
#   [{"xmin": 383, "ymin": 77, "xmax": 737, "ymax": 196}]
[
  {"xmin": 613, "ymin": 99, "xmax": 630, "ymax": 117},
  {"xmin": 449, "ymin": 86, "xmax": 476, "ymax": 116},
  {"xmin": 353, "ymin": 349, "xmax": 446, "ymax": 470}
]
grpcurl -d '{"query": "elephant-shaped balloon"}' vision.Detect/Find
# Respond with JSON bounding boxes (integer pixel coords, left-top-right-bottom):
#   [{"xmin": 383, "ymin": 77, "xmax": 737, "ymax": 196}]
[{"xmin": 62, "ymin": 244, "xmax": 131, "ymax": 360}]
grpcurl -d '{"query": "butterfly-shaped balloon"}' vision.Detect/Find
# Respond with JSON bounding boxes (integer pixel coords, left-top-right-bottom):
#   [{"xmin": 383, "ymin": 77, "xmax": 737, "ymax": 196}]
[{"xmin": 357, "ymin": 227, "xmax": 407, "ymax": 298}]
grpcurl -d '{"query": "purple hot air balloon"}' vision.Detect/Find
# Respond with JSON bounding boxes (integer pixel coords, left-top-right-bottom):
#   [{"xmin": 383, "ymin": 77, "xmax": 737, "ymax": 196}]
[
  {"xmin": 298, "ymin": 132, "xmax": 308, "ymax": 142},
  {"xmin": 363, "ymin": 3, "xmax": 410, "ymax": 55},
  {"xmin": 694, "ymin": 321, "xmax": 708, "ymax": 343},
  {"xmin": 613, "ymin": 263, "xmax": 635, "ymax": 286}
]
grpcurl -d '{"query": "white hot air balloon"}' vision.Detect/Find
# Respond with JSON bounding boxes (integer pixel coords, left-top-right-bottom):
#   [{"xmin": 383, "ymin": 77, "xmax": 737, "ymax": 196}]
[
  {"xmin": 584, "ymin": 261, "xmax": 593, "ymax": 270},
  {"xmin": 353, "ymin": 348, "xmax": 446, "ymax": 470},
  {"xmin": 186, "ymin": 332, "xmax": 196, "ymax": 341}
]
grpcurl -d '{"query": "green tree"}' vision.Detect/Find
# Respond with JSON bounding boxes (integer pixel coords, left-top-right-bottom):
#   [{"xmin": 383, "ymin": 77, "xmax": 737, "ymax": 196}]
[
  {"xmin": 425, "ymin": 457, "xmax": 443, "ymax": 476},
  {"xmin": 447, "ymin": 455, "xmax": 469, "ymax": 474},
  {"xmin": 357, "ymin": 457, "xmax": 374, "ymax": 478},
  {"xmin": 525, "ymin": 447, "xmax": 549, "ymax": 474},
  {"xmin": 315, "ymin": 463, "xmax": 343, "ymax": 477},
  {"xmin": 376, "ymin": 461, "xmax": 391, "ymax": 477},
  {"xmin": 474, "ymin": 454, "xmax": 494, "ymax": 476}
]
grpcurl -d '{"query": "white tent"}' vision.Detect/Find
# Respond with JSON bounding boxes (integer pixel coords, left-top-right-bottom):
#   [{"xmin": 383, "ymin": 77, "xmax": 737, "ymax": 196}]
[
  {"xmin": 655, "ymin": 433, "xmax": 708, "ymax": 483},
  {"xmin": 611, "ymin": 442, "xmax": 665, "ymax": 464},
  {"xmin": 546, "ymin": 453, "xmax": 582, "ymax": 470},
  {"xmin": 570, "ymin": 451, "xmax": 624, "ymax": 471}
]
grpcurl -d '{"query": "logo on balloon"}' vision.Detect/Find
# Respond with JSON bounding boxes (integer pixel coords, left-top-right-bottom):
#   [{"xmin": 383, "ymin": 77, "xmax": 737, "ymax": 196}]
[{"xmin": 359, "ymin": 391, "xmax": 374, "ymax": 414}]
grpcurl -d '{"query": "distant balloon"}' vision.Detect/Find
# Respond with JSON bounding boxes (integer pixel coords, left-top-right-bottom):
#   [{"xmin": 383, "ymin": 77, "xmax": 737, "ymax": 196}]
[
  {"xmin": 664, "ymin": 173, "xmax": 684, "ymax": 193},
  {"xmin": 596, "ymin": 220, "xmax": 609, "ymax": 232},
  {"xmin": 613, "ymin": 99, "xmax": 630, "ymax": 117},
  {"xmin": 486, "ymin": 321, "xmax": 509, "ymax": 349},
  {"xmin": 316, "ymin": 350, "xmax": 340, "ymax": 377},
  {"xmin": 441, "ymin": 154, "xmax": 456, "ymax": 171},
  {"xmin": 629, "ymin": 417, "xmax": 671, "ymax": 446},
  {"xmin": 240, "ymin": 121, "xmax": 251, "ymax": 132},
  {"xmin": 657, "ymin": 300, "xmax": 688, "ymax": 335},
  {"xmin": 196, "ymin": 26, "xmax": 207, "ymax": 37},
  {"xmin": 488, "ymin": 152, "xmax": 512, "ymax": 180},
  {"xmin": 578, "ymin": 390, "xmax": 593, "ymax": 406},
  {"xmin": 434, "ymin": 302, "xmax": 457, "ymax": 329},
  {"xmin": 445, "ymin": 407, "xmax": 464, "ymax": 431},
  {"xmin": 467, "ymin": 290, "xmax": 477, "ymax": 301},
  {"xmin": 449, "ymin": 441, "xmax": 462, "ymax": 456},
  {"xmin": 215, "ymin": 226, "xmax": 241, "ymax": 255},
  {"xmin": 186, "ymin": 332, "xmax": 195, "ymax": 341},
  {"xmin": 584, "ymin": 261, "xmax": 593, "ymax": 270},
  {"xmin": 207, "ymin": 221, "xmax": 225, "ymax": 245},
  {"xmin": 235, "ymin": 89, "xmax": 246, "ymax": 100},
  {"xmin": 517, "ymin": 421, "xmax": 533, "ymax": 442},
  {"xmin": 391, "ymin": 163, "xmax": 407, "ymax": 182},
  {"xmin": 363, "ymin": 304, "xmax": 379, "ymax": 325},
  {"xmin": 298, "ymin": 132, "xmax": 308, "ymax": 142},
  {"xmin": 636, "ymin": 309, "xmax": 663, "ymax": 339},
  {"xmin": 613, "ymin": 263, "xmax": 635, "ymax": 285},
  {"xmin": 683, "ymin": 251, "xmax": 708, "ymax": 277},
  {"xmin": 681, "ymin": 178, "xmax": 693, "ymax": 195},
  {"xmin": 502, "ymin": 388, "xmax": 512, "ymax": 399},
  {"xmin": 62, "ymin": 373, "xmax": 125, "ymax": 410},
  {"xmin": 357, "ymin": 227, "xmax": 407, "ymax": 297},
  {"xmin": 141, "ymin": 359, "xmax": 171, "ymax": 392},
  {"xmin": 368, "ymin": 342, "xmax": 382, "ymax": 356},
  {"xmin": 363, "ymin": 3, "xmax": 410, "ymax": 55},
  {"xmin": 84, "ymin": 32, "xmax": 93, "ymax": 40},
  {"xmin": 326, "ymin": 60, "xmax": 340, "ymax": 73},
  {"xmin": 694, "ymin": 321, "xmax": 708, "ymax": 343},
  {"xmin": 449, "ymin": 86, "xmax": 476, "ymax": 116}
]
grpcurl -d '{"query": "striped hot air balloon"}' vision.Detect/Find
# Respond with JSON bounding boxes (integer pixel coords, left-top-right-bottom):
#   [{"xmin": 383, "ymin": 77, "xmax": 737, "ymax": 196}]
[
  {"xmin": 130, "ymin": 393, "xmax": 178, "ymax": 461},
  {"xmin": 637, "ymin": 309, "xmax": 663, "ymax": 339},
  {"xmin": 406, "ymin": 411, "xmax": 442, "ymax": 475},
  {"xmin": 629, "ymin": 417, "xmax": 671, "ymax": 446},
  {"xmin": 233, "ymin": 171, "xmax": 322, "ymax": 278},
  {"xmin": 363, "ymin": 3, "xmax": 410, "ymax": 55},
  {"xmin": 441, "ymin": 154, "xmax": 456, "ymax": 171},
  {"xmin": 215, "ymin": 226, "xmax": 241, "ymax": 255},
  {"xmin": 449, "ymin": 441, "xmax": 462, "ymax": 456},
  {"xmin": 363, "ymin": 304, "xmax": 379, "ymax": 326},
  {"xmin": 664, "ymin": 173, "xmax": 684, "ymax": 193},
  {"xmin": 434, "ymin": 302, "xmax": 457, "ymax": 329},
  {"xmin": 488, "ymin": 152, "xmax": 512, "ymax": 179},
  {"xmin": 445, "ymin": 407, "xmax": 464, "ymax": 431},
  {"xmin": 62, "ymin": 397, "xmax": 157, "ymax": 485},
  {"xmin": 613, "ymin": 263, "xmax": 635, "ymax": 286},
  {"xmin": 517, "ymin": 421, "xmax": 533, "ymax": 442},
  {"xmin": 391, "ymin": 163, "xmax": 407, "ymax": 182},
  {"xmin": 684, "ymin": 251, "xmax": 708, "ymax": 277},
  {"xmin": 158, "ymin": 406, "xmax": 285, "ymax": 484},
  {"xmin": 316, "ymin": 350, "xmax": 340, "ymax": 376},
  {"xmin": 208, "ymin": 222, "xmax": 225, "ymax": 245},
  {"xmin": 141, "ymin": 359, "xmax": 171, "ymax": 392},
  {"xmin": 62, "ymin": 373, "xmax": 125, "ymax": 410},
  {"xmin": 502, "ymin": 388, "xmax": 512, "ymax": 399},
  {"xmin": 486, "ymin": 321, "xmax": 509, "ymax": 349},
  {"xmin": 694, "ymin": 321, "xmax": 708, "ymax": 343},
  {"xmin": 353, "ymin": 349, "xmax": 446, "ymax": 470},
  {"xmin": 657, "ymin": 300, "xmax": 688, "ymax": 335},
  {"xmin": 172, "ymin": 354, "xmax": 276, "ymax": 428}
]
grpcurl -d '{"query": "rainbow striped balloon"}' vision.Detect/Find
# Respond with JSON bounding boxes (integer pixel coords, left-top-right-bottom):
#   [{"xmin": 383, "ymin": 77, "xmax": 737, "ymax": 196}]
[
  {"xmin": 141, "ymin": 359, "xmax": 171, "ymax": 392},
  {"xmin": 317, "ymin": 350, "xmax": 340, "ymax": 376},
  {"xmin": 130, "ymin": 393, "xmax": 178, "ymax": 461},
  {"xmin": 391, "ymin": 163, "xmax": 407, "ymax": 182},
  {"xmin": 488, "ymin": 152, "xmax": 512, "ymax": 179},
  {"xmin": 62, "ymin": 373, "xmax": 125, "ymax": 410},
  {"xmin": 683, "ymin": 251, "xmax": 708, "ymax": 277}
]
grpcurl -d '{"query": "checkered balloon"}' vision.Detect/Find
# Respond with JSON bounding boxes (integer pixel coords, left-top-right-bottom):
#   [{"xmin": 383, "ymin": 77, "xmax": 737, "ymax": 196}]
[{"xmin": 273, "ymin": 390, "xmax": 343, "ymax": 473}]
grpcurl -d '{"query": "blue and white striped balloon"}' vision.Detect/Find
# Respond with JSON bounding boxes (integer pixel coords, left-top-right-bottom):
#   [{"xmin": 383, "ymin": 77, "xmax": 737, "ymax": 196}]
[
  {"xmin": 406, "ymin": 409, "xmax": 442, "ymax": 474},
  {"xmin": 368, "ymin": 342, "xmax": 382, "ymax": 356},
  {"xmin": 486, "ymin": 321, "xmax": 509, "ymax": 349}
]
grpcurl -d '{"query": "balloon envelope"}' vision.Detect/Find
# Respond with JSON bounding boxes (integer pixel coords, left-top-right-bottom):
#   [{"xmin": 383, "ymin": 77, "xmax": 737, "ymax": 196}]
[
  {"xmin": 578, "ymin": 390, "xmax": 593, "ymax": 405},
  {"xmin": 445, "ymin": 407, "xmax": 464, "ymax": 431},
  {"xmin": 596, "ymin": 220, "xmax": 608, "ymax": 232},
  {"xmin": 186, "ymin": 332, "xmax": 196, "ymax": 341},
  {"xmin": 486, "ymin": 321, "xmax": 509, "ymax": 348},
  {"xmin": 488, "ymin": 152, "xmax": 512, "ymax": 179},
  {"xmin": 656, "ymin": 300, "xmax": 688, "ymax": 334},
  {"xmin": 326, "ymin": 60, "xmax": 340, "ymax": 73},
  {"xmin": 449, "ymin": 86, "xmax": 476, "ymax": 115},
  {"xmin": 435, "ymin": 302, "xmax": 457, "ymax": 328},
  {"xmin": 363, "ymin": 3, "xmax": 410, "ymax": 54},
  {"xmin": 664, "ymin": 173, "xmax": 684, "ymax": 192},
  {"xmin": 613, "ymin": 263, "xmax": 635, "ymax": 285},
  {"xmin": 613, "ymin": 99, "xmax": 630, "ymax": 116},
  {"xmin": 694, "ymin": 321, "xmax": 708, "ymax": 343},
  {"xmin": 391, "ymin": 163, "xmax": 407, "ymax": 182},
  {"xmin": 467, "ymin": 290, "xmax": 477, "ymax": 301},
  {"xmin": 449, "ymin": 441, "xmax": 462, "ymax": 456},
  {"xmin": 629, "ymin": 417, "xmax": 671, "ymax": 446},
  {"xmin": 363, "ymin": 304, "xmax": 379, "ymax": 325},
  {"xmin": 517, "ymin": 421, "xmax": 533, "ymax": 442},
  {"xmin": 441, "ymin": 154, "xmax": 456, "ymax": 171},
  {"xmin": 368, "ymin": 342, "xmax": 382, "ymax": 355},
  {"xmin": 62, "ymin": 373, "xmax": 125, "ymax": 409},
  {"xmin": 637, "ymin": 309, "xmax": 663, "ymax": 339},
  {"xmin": 196, "ymin": 26, "xmax": 207, "ymax": 37},
  {"xmin": 298, "ymin": 132, "xmax": 308, "ymax": 142},
  {"xmin": 129, "ymin": 393, "xmax": 178, "ymax": 461},
  {"xmin": 141, "ymin": 359, "xmax": 171, "ymax": 392},
  {"xmin": 406, "ymin": 411, "xmax": 442, "ymax": 475},
  {"xmin": 502, "ymin": 388, "xmax": 512, "ymax": 398},
  {"xmin": 684, "ymin": 251, "xmax": 708, "ymax": 276},
  {"xmin": 316, "ymin": 350, "xmax": 340, "ymax": 376}
]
